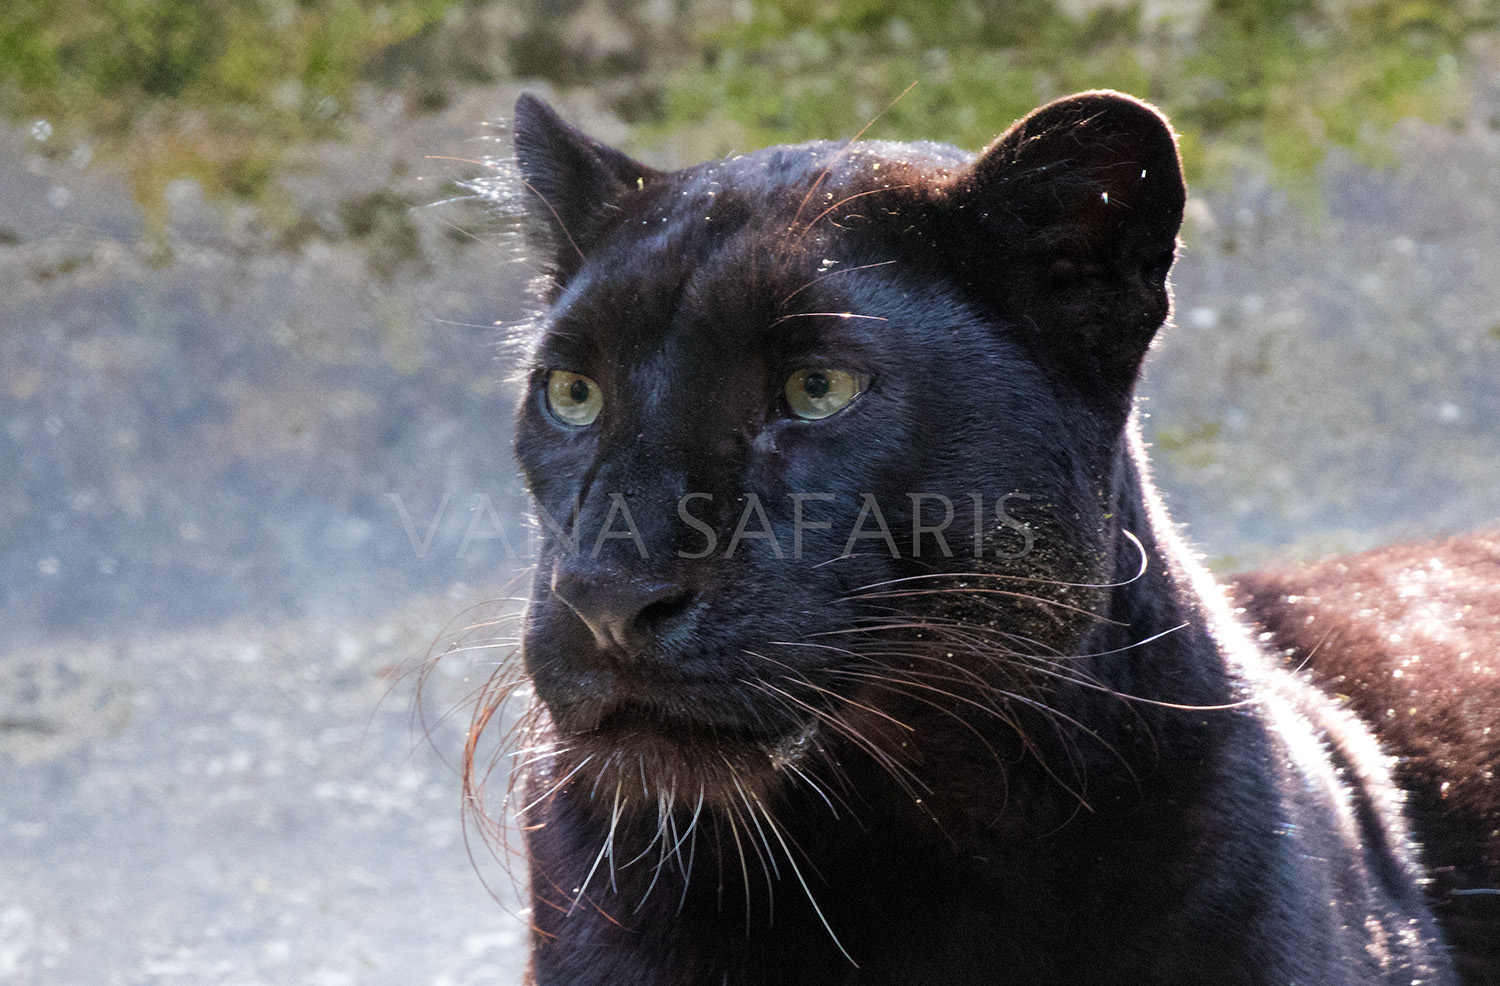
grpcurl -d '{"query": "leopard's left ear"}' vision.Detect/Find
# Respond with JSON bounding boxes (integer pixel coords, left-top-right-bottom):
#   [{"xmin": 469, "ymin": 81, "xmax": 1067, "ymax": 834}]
[
  {"xmin": 941, "ymin": 91, "xmax": 1185, "ymax": 408},
  {"xmin": 513, "ymin": 93, "xmax": 660, "ymax": 286}
]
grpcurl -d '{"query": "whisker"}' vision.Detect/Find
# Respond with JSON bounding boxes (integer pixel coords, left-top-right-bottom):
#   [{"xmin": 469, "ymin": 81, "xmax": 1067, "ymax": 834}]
[
  {"xmin": 794, "ymin": 186, "xmax": 912, "ymax": 244},
  {"xmin": 779, "ymin": 260, "xmax": 897, "ymax": 306},
  {"xmin": 784, "ymin": 79, "xmax": 916, "ymax": 236},
  {"xmin": 605, "ymin": 780, "xmax": 626, "ymax": 894},
  {"xmin": 721, "ymin": 794, "xmax": 756, "ymax": 934},
  {"xmin": 728, "ymin": 767, "xmax": 783, "ymax": 882},
  {"xmin": 1019, "ymin": 659, "xmax": 1259, "ymax": 713},
  {"xmin": 848, "ymin": 529, "xmax": 1151, "ymax": 595},
  {"xmin": 567, "ymin": 785, "xmax": 622, "ymax": 915},
  {"xmin": 744, "ymin": 673, "xmax": 930, "ymax": 800},
  {"xmin": 520, "ymin": 753, "xmax": 594, "ymax": 816},
  {"xmin": 517, "ymin": 176, "xmax": 585, "ymax": 261},
  {"xmin": 784, "ymin": 761, "xmax": 842, "ymax": 817},
  {"xmin": 841, "ymin": 585, "xmax": 1122, "ymax": 626},
  {"xmin": 677, "ymin": 784, "xmax": 705, "ymax": 913},
  {"xmin": 752, "ymin": 792, "xmax": 857, "ymax": 966},
  {"xmin": 768, "ymin": 311, "xmax": 889, "ymax": 327}
]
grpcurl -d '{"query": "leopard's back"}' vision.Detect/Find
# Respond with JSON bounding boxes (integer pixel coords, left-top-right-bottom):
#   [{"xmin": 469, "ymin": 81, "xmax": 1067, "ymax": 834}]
[{"xmin": 1236, "ymin": 532, "xmax": 1500, "ymax": 984}]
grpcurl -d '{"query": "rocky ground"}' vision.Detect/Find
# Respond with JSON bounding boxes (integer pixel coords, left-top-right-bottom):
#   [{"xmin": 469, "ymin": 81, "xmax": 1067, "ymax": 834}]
[
  {"xmin": 2, "ymin": 52, "xmax": 1499, "ymax": 986},
  {"xmin": 0, "ymin": 589, "xmax": 530, "ymax": 986}
]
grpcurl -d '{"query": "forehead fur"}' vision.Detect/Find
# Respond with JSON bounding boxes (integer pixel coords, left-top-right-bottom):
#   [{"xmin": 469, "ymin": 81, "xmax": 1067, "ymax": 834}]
[
  {"xmin": 586, "ymin": 139, "xmax": 970, "ymax": 274},
  {"xmin": 539, "ymin": 138, "xmax": 975, "ymax": 358}
]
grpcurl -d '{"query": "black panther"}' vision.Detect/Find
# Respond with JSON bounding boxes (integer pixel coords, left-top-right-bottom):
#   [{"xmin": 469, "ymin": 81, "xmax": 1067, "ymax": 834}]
[{"xmin": 469, "ymin": 89, "xmax": 1492, "ymax": 984}]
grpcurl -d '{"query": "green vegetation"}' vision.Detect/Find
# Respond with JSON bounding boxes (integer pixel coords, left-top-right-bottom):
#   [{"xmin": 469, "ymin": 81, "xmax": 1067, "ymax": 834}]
[
  {"xmin": 646, "ymin": 0, "xmax": 1494, "ymax": 191},
  {"xmin": 1, "ymin": 0, "xmax": 1496, "ymax": 235},
  {"xmin": 0, "ymin": 0, "xmax": 472, "ymax": 239},
  {"xmin": 1154, "ymin": 415, "xmax": 1223, "ymax": 468}
]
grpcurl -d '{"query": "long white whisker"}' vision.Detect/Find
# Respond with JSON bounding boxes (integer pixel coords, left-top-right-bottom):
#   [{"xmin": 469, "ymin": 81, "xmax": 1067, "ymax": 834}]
[
  {"xmin": 721, "ymin": 795, "xmax": 755, "ymax": 934},
  {"xmin": 729, "ymin": 768, "xmax": 782, "ymax": 882},
  {"xmin": 520, "ymin": 753, "xmax": 594, "ymax": 816},
  {"xmin": 677, "ymin": 785, "xmax": 705, "ymax": 914},
  {"xmin": 753, "ymin": 794, "xmax": 857, "ymax": 966},
  {"xmin": 605, "ymin": 779, "xmax": 626, "ymax": 894},
  {"xmin": 568, "ymin": 793, "xmax": 619, "ymax": 916}
]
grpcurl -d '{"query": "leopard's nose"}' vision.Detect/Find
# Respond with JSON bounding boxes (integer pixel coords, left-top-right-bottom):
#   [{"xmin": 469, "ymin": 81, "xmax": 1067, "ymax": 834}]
[{"xmin": 550, "ymin": 566, "xmax": 694, "ymax": 655}]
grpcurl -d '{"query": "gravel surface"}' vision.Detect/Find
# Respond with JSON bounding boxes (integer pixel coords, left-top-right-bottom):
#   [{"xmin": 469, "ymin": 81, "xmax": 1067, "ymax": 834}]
[{"xmin": 1, "ymin": 591, "xmax": 529, "ymax": 986}]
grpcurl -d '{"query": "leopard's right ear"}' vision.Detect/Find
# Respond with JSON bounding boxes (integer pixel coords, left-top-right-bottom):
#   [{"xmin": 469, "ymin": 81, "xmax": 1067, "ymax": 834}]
[{"xmin": 513, "ymin": 93, "xmax": 659, "ymax": 284}]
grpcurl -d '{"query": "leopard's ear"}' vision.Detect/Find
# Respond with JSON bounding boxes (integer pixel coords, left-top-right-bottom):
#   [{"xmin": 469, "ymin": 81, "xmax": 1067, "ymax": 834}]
[
  {"xmin": 513, "ymin": 93, "xmax": 660, "ymax": 284},
  {"xmin": 971, "ymin": 90, "xmax": 1184, "ymax": 265},
  {"xmin": 943, "ymin": 91, "xmax": 1185, "ymax": 410}
]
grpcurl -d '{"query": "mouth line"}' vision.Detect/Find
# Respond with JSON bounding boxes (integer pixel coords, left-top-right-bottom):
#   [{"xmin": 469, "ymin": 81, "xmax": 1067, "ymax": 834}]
[
  {"xmin": 544, "ymin": 702, "xmax": 825, "ymax": 807},
  {"xmin": 587, "ymin": 703, "xmax": 785, "ymax": 750}
]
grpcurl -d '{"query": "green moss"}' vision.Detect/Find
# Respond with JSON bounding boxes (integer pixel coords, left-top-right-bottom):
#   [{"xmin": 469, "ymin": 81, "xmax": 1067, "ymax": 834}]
[
  {"xmin": 0, "ymin": 0, "xmax": 468, "ymax": 235},
  {"xmin": 339, "ymin": 189, "xmax": 430, "ymax": 282},
  {"xmin": 2, "ymin": 0, "xmax": 1495, "ymax": 234},
  {"xmin": 649, "ymin": 0, "xmax": 1491, "ymax": 192},
  {"xmin": 1155, "ymin": 417, "xmax": 1223, "ymax": 468}
]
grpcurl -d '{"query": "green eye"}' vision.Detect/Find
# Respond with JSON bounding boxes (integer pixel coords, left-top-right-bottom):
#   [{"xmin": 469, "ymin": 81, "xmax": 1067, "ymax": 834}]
[
  {"xmin": 785, "ymin": 368, "xmax": 869, "ymax": 420},
  {"xmin": 545, "ymin": 370, "xmax": 603, "ymax": 427}
]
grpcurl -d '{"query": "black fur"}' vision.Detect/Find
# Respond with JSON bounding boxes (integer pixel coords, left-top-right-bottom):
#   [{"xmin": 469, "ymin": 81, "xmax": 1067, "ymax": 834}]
[
  {"xmin": 1235, "ymin": 535, "xmax": 1500, "ymax": 985},
  {"xmin": 501, "ymin": 90, "xmax": 1465, "ymax": 985}
]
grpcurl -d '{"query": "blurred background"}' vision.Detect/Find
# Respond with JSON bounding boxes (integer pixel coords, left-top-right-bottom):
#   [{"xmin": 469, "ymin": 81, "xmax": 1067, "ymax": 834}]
[{"xmin": 2, "ymin": 1, "xmax": 1498, "ymax": 982}]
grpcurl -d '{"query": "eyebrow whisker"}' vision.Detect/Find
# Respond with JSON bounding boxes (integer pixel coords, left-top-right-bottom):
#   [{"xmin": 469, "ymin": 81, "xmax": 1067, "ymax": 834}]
[
  {"xmin": 769, "ymin": 312, "xmax": 888, "ymax": 327},
  {"xmin": 780, "ymin": 260, "xmax": 898, "ymax": 307}
]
